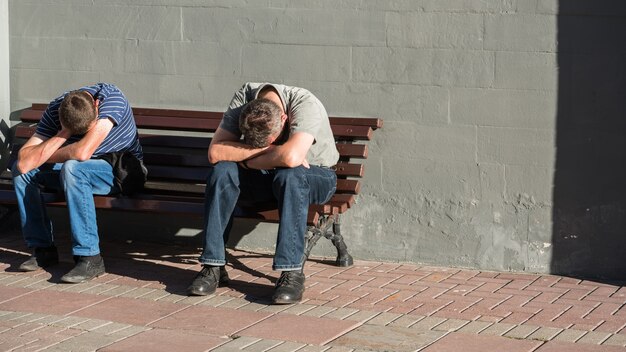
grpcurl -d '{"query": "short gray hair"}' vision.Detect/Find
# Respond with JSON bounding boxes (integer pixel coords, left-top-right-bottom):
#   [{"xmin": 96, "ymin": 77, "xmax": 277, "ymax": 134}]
[{"xmin": 239, "ymin": 98, "xmax": 283, "ymax": 147}]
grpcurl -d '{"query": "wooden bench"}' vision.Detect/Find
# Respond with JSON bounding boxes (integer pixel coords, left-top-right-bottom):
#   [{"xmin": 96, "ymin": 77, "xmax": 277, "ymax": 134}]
[{"xmin": 0, "ymin": 104, "xmax": 382, "ymax": 267}]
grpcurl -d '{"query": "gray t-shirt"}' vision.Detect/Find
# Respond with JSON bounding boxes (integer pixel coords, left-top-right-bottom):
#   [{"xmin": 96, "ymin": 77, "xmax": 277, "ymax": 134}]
[{"xmin": 219, "ymin": 82, "xmax": 339, "ymax": 168}]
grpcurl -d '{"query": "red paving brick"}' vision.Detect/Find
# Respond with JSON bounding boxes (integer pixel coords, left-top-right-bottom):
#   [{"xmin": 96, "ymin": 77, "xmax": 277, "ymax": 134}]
[
  {"xmin": 100, "ymin": 328, "xmax": 227, "ymax": 352},
  {"xmin": 71, "ymin": 296, "xmax": 185, "ymax": 325},
  {"xmin": 150, "ymin": 305, "xmax": 272, "ymax": 336},
  {"xmin": 0, "ymin": 285, "xmax": 32, "ymax": 303},
  {"xmin": 0, "ymin": 289, "xmax": 109, "ymax": 316},
  {"xmin": 422, "ymin": 332, "xmax": 543, "ymax": 351},
  {"xmin": 238, "ymin": 313, "xmax": 361, "ymax": 345}
]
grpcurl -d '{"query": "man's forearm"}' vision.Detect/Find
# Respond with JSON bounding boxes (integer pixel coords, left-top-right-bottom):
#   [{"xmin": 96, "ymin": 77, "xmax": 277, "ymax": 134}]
[
  {"xmin": 244, "ymin": 145, "xmax": 300, "ymax": 170},
  {"xmin": 208, "ymin": 141, "xmax": 268, "ymax": 164},
  {"xmin": 16, "ymin": 132, "xmax": 70, "ymax": 173}
]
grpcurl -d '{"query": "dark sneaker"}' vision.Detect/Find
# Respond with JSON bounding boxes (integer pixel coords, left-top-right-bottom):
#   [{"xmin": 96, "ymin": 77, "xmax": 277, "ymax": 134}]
[
  {"xmin": 19, "ymin": 245, "xmax": 59, "ymax": 272},
  {"xmin": 187, "ymin": 265, "xmax": 229, "ymax": 296},
  {"xmin": 60, "ymin": 254, "xmax": 105, "ymax": 283},
  {"xmin": 272, "ymin": 271, "xmax": 305, "ymax": 304}
]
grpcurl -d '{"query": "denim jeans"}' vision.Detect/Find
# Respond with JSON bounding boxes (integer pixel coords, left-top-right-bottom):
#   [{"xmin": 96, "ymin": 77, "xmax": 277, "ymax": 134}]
[
  {"xmin": 199, "ymin": 162, "xmax": 337, "ymax": 271},
  {"xmin": 11, "ymin": 159, "xmax": 117, "ymax": 256}
]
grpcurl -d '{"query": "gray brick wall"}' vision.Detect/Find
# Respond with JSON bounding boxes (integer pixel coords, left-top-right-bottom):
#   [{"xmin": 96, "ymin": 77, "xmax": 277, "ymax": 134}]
[{"xmin": 6, "ymin": 1, "xmax": 626, "ymax": 278}]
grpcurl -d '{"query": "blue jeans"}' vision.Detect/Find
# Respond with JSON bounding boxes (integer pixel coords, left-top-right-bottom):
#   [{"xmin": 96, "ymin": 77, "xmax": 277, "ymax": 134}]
[
  {"xmin": 11, "ymin": 159, "xmax": 117, "ymax": 256},
  {"xmin": 200, "ymin": 162, "xmax": 337, "ymax": 271}
]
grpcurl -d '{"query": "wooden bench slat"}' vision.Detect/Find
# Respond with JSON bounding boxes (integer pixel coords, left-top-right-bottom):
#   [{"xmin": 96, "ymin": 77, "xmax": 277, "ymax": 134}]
[
  {"xmin": 134, "ymin": 115, "xmax": 220, "ymax": 132},
  {"xmin": 329, "ymin": 117, "xmax": 383, "ymax": 129},
  {"xmin": 336, "ymin": 144, "xmax": 368, "ymax": 159},
  {"xmin": 29, "ymin": 104, "xmax": 383, "ymax": 129}
]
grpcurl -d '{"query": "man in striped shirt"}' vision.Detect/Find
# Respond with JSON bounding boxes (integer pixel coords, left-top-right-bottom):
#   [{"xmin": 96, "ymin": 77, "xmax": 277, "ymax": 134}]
[{"xmin": 11, "ymin": 83, "xmax": 143, "ymax": 283}]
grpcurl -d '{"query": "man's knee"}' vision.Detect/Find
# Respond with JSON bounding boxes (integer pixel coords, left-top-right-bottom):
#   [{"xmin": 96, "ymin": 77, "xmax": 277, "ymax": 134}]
[
  {"xmin": 207, "ymin": 162, "xmax": 239, "ymax": 185},
  {"xmin": 59, "ymin": 160, "xmax": 83, "ymax": 188},
  {"xmin": 273, "ymin": 167, "xmax": 307, "ymax": 191}
]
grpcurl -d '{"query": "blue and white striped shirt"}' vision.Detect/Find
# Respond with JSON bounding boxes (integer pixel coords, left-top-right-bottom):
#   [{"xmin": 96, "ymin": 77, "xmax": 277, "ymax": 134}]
[{"xmin": 36, "ymin": 83, "xmax": 143, "ymax": 160}]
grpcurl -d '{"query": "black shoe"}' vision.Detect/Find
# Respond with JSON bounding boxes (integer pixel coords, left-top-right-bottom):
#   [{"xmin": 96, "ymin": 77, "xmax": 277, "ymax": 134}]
[
  {"xmin": 272, "ymin": 271, "xmax": 305, "ymax": 304},
  {"xmin": 19, "ymin": 246, "xmax": 59, "ymax": 272},
  {"xmin": 187, "ymin": 265, "xmax": 229, "ymax": 296},
  {"xmin": 60, "ymin": 254, "xmax": 105, "ymax": 284}
]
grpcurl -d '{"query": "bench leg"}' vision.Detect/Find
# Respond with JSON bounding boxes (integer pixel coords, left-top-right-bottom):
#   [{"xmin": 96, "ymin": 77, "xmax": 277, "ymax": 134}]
[
  {"xmin": 303, "ymin": 216, "xmax": 354, "ymax": 267},
  {"xmin": 329, "ymin": 220, "xmax": 353, "ymax": 267}
]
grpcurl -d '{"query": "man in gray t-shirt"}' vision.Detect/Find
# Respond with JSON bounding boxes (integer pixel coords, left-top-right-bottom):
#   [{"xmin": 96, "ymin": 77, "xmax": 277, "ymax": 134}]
[{"xmin": 187, "ymin": 83, "xmax": 339, "ymax": 304}]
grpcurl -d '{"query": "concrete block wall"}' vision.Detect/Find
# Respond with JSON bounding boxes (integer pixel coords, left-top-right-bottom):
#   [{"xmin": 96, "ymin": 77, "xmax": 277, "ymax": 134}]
[{"xmin": 6, "ymin": 0, "xmax": 626, "ymax": 279}]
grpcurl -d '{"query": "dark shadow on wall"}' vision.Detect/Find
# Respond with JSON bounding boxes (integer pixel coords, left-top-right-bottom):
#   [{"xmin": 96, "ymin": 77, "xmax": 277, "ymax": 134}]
[{"xmin": 552, "ymin": 2, "xmax": 626, "ymax": 281}]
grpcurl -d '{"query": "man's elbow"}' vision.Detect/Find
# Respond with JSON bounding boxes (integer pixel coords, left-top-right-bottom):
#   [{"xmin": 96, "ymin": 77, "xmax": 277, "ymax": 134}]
[
  {"xmin": 283, "ymin": 152, "xmax": 305, "ymax": 168},
  {"xmin": 15, "ymin": 160, "xmax": 29, "ymax": 175},
  {"xmin": 74, "ymin": 150, "xmax": 93, "ymax": 162},
  {"xmin": 208, "ymin": 149, "xmax": 219, "ymax": 165}
]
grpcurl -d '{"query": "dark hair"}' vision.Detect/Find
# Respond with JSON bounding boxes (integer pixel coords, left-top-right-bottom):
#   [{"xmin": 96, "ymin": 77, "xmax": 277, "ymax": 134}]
[
  {"xmin": 59, "ymin": 90, "xmax": 97, "ymax": 135},
  {"xmin": 239, "ymin": 98, "xmax": 283, "ymax": 147}
]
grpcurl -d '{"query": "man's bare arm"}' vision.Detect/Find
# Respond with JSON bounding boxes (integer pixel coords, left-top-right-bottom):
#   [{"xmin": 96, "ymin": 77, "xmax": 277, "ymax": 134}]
[
  {"xmin": 16, "ymin": 118, "xmax": 114, "ymax": 174},
  {"xmin": 208, "ymin": 127, "xmax": 268, "ymax": 164},
  {"xmin": 245, "ymin": 132, "xmax": 314, "ymax": 170},
  {"xmin": 16, "ymin": 131, "xmax": 71, "ymax": 174},
  {"xmin": 47, "ymin": 118, "xmax": 114, "ymax": 163}
]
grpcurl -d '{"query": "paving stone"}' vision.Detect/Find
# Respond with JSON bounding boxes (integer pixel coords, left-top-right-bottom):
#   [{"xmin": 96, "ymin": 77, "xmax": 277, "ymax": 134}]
[
  {"xmin": 239, "ymin": 314, "xmax": 361, "ymax": 346},
  {"xmin": 504, "ymin": 324, "xmax": 540, "ymax": 339},
  {"xmin": 302, "ymin": 306, "xmax": 338, "ymax": 318},
  {"xmin": 134, "ymin": 290, "xmax": 171, "ymax": 301},
  {"xmin": 42, "ymin": 331, "xmax": 120, "ymax": 352},
  {"xmin": 151, "ymin": 305, "xmax": 272, "ymax": 337},
  {"xmin": 478, "ymin": 322, "xmax": 516, "ymax": 336},
  {"xmin": 388, "ymin": 315, "xmax": 426, "ymax": 328},
  {"xmin": 154, "ymin": 293, "xmax": 188, "ymax": 303},
  {"xmin": 257, "ymin": 304, "xmax": 292, "ymax": 315},
  {"xmin": 71, "ymin": 296, "xmax": 185, "ymax": 326},
  {"xmin": 366, "ymin": 312, "xmax": 403, "ymax": 326},
  {"xmin": 552, "ymin": 329, "xmax": 588, "ymax": 342},
  {"xmin": 242, "ymin": 338, "xmax": 284, "ymax": 351},
  {"xmin": 91, "ymin": 322, "xmax": 133, "ymax": 335},
  {"xmin": 100, "ymin": 328, "xmax": 227, "ymax": 352},
  {"xmin": 117, "ymin": 287, "xmax": 158, "ymax": 299},
  {"xmin": 73, "ymin": 319, "xmax": 112, "ymax": 331},
  {"xmin": 235, "ymin": 301, "xmax": 271, "ymax": 312},
  {"xmin": 323, "ymin": 307, "xmax": 361, "ymax": 320},
  {"xmin": 50, "ymin": 316, "xmax": 91, "ymax": 328},
  {"xmin": 106, "ymin": 325, "xmax": 152, "ymax": 339},
  {"xmin": 280, "ymin": 303, "xmax": 317, "ymax": 316},
  {"xmin": 331, "ymin": 324, "xmax": 445, "ymax": 352},
  {"xmin": 577, "ymin": 330, "xmax": 612, "ymax": 345},
  {"xmin": 433, "ymin": 318, "xmax": 470, "ymax": 332},
  {"xmin": 534, "ymin": 340, "xmax": 626, "ymax": 351},
  {"xmin": 527, "ymin": 326, "xmax": 564, "ymax": 341},
  {"xmin": 217, "ymin": 297, "xmax": 254, "ymax": 310},
  {"xmin": 603, "ymin": 333, "xmax": 626, "ymax": 347},
  {"xmin": 291, "ymin": 345, "xmax": 329, "ymax": 352},
  {"xmin": 422, "ymin": 332, "xmax": 543, "ymax": 351},
  {"xmin": 266, "ymin": 340, "xmax": 309, "ymax": 352},
  {"xmin": 409, "ymin": 316, "xmax": 447, "ymax": 331},
  {"xmin": 212, "ymin": 336, "xmax": 262, "ymax": 351},
  {"xmin": 81, "ymin": 284, "xmax": 122, "ymax": 296},
  {"xmin": 199, "ymin": 295, "xmax": 235, "ymax": 307},
  {"xmin": 457, "ymin": 320, "xmax": 493, "ymax": 334}
]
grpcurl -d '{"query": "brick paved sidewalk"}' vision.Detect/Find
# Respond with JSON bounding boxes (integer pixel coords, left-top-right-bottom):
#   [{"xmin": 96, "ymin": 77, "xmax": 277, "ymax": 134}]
[{"xmin": 0, "ymin": 228, "xmax": 625, "ymax": 352}]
